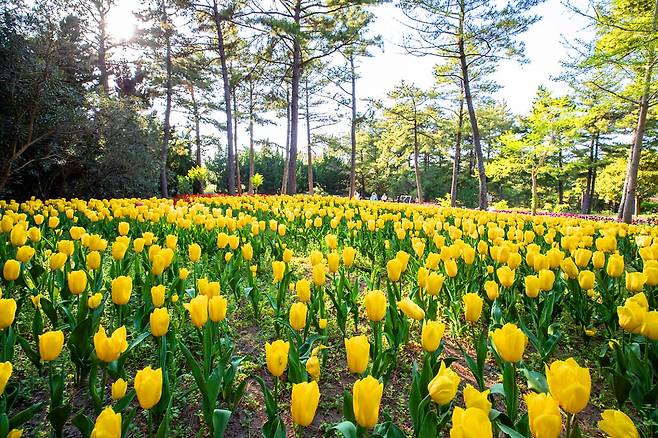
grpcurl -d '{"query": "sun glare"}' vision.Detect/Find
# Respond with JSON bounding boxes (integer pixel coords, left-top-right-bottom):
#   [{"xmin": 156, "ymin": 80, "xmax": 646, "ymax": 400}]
[{"xmin": 106, "ymin": 2, "xmax": 136, "ymax": 42}]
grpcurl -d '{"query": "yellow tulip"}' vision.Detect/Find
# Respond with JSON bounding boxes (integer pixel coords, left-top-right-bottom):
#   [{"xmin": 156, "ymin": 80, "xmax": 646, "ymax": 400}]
[
  {"xmin": 242, "ymin": 243, "xmax": 254, "ymax": 261},
  {"xmin": 325, "ymin": 234, "xmax": 338, "ymax": 250},
  {"xmin": 319, "ymin": 318, "xmax": 327, "ymax": 329},
  {"xmin": 326, "ymin": 252, "xmax": 339, "ymax": 273},
  {"xmin": 617, "ymin": 293, "xmax": 648, "ymax": 334},
  {"xmin": 464, "ymin": 384, "xmax": 491, "ymax": 413},
  {"xmin": 185, "ymin": 295, "xmax": 209, "ymax": 328},
  {"xmin": 133, "ymin": 238, "xmax": 145, "ymax": 253},
  {"xmin": 111, "ymin": 276, "xmax": 132, "ymax": 305},
  {"xmin": 573, "ymin": 248, "xmax": 592, "ymax": 267},
  {"xmin": 546, "ymin": 358, "xmax": 590, "ymax": 414},
  {"xmin": 312, "ymin": 263, "xmax": 326, "ymax": 286},
  {"xmin": 525, "ymin": 275, "xmax": 541, "ymax": 298},
  {"xmin": 578, "ymin": 270, "xmax": 595, "ymax": 290},
  {"xmin": 289, "ymin": 302, "xmax": 308, "ymax": 330},
  {"xmin": 151, "ymin": 285, "xmax": 165, "ymax": 308},
  {"xmin": 386, "ymin": 258, "xmax": 402, "ymax": 282},
  {"xmin": 0, "ymin": 298, "xmax": 17, "ymax": 329},
  {"xmin": 283, "ymin": 248, "xmax": 293, "ymax": 263},
  {"xmin": 111, "ymin": 378, "xmax": 127, "ymax": 400},
  {"xmin": 9, "ymin": 226, "xmax": 27, "ymax": 246},
  {"xmin": 607, "ymin": 254, "xmax": 624, "ymax": 278},
  {"xmin": 597, "ymin": 409, "xmax": 639, "ymax": 438},
  {"xmin": 15, "ymin": 246, "xmax": 35, "ymax": 263},
  {"xmin": 39, "ymin": 330, "xmax": 65, "ymax": 361},
  {"xmin": 179, "ymin": 268, "xmax": 189, "ymax": 280},
  {"xmin": 496, "ymin": 266, "xmax": 515, "ymax": 288},
  {"xmin": 0, "ymin": 361, "xmax": 12, "ymax": 396},
  {"xmin": 68, "ymin": 270, "xmax": 87, "ymax": 295},
  {"xmin": 6, "ymin": 429, "xmax": 22, "ymax": 438},
  {"xmin": 165, "ymin": 234, "xmax": 177, "ymax": 250},
  {"xmin": 491, "ymin": 323, "xmax": 527, "ymax": 363},
  {"xmin": 345, "ymin": 335, "xmax": 370, "ymax": 374},
  {"xmin": 309, "ymin": 250, "xmax": 323, "ymax": 266},
  {"xmin": 525, "ymin": 392, "xmax": 562, "ymax": 438},
  {"xmin": 484, "ymin": 281, "xmax": 499, "ymax": 301},
  {"xmin": 87, "ymin": 251, "xmax": 101, "ymax": 271},
  {"xmin": 427, "ymin": 361, "xmax": 460, "ymax": 405},
  {"xmin": 449, "ymin": 407, "xmax": 492, "ymax": 438},
  {"xmin": 272, "ymin": 261, "xmax": 285, "ymax": 282},
  {"xmin": 421, "ymin": 320, "xmax": 445, "ymax": 352},
  {"xmin": 538, "ymin": 269, "xmax": 555, "ymax": 291},
  {"xmin": 91, "ymin": 407, "xmax": 121, "ymax": 438},
  {"xmin": 364, "ymin": 290, "xmax": 387, "ymax": 322},
  {"xmin": 134, "ymin": 366, "xmax": 163, "ymax": 409},
  {"xmin": 463, "ymin": 293, "xmax": 483, "ymax": 323},
  {"xmin": 295, "ymin": 279, "xmax": 311, "ymax": 303},
  {"xmin": 353, "ymin": 375, "xmax": 383, "ymax": 429},
  {"xmin": 444, "ymin": 259, "xmax": 458, "ymax": 278},
  {"xmin": 291, "ymin": 380, "xmax": 320, "ymax": 427},
  {"xmin": 188, "ymin": 243, "xmax": 201, "ymax": 262},
  {"xmin": 560, "ymin": 257, "xmax": 578, "ymax": 280},
  {"xmin": 397, "ymin": 297, "xmax": 425, "ymax": 321},
  {"xmin": 209, "ymin": 295, "xmax": 228, "ymax": 322},
  {"xmin": 111, "ymin": 242, "xmax": 127, "ymax": 260},
  {"xmin": 3, "ymin": 259, "xmax": 20, "ymax": 281},
  {"xmin": 265, "ymin": 339, "xmax": 290, "ymax": 377},
  {"xmin": 426, "ymin": 272, "xmax": 444, "ymax": 296},
  {"xmin": 640, "ymin": 310, "xmax": 658, "ymax": 340},
  {"xmin": 94, "ymin": 326, "xmax": 128, "ymax": 363},
  {"xmin": 150, "ymin": 308, "xmax": 170, "ymax": 337},
  {"xmin": 118, "ymin": 221, "xmax": 130, "ymax": 236},
  {"xmin": 87, "ymin": 293, "xmax": 102, "ymax": 309},
  {"xmin": 27, "ymin": 227, "xmax": 41, "ymax": 242},
  {"xmin": 306, "ymin": 355, "xmax": 320, "ymax": 381},
  {"xmin": 417, "ymin": 267, "xmax": 429, "ymax": 289},
  {"xmin": 342, "ymin": 246, "xmax": 357, "ymax": 267},
  {"xmin": 592, "ymin": 251, "xmax": 605, "ymax": 269},
  {"xmin": 645, "ymin": 265, "xmax": 658, "ymax": 286},
  {"xmin": 625, "ymin": 272, "xmax": 646, "ymax": 293}
]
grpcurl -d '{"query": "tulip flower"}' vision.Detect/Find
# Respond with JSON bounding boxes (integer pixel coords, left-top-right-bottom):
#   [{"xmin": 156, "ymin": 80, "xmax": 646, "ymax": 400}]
[
  {"xmin": 111, "ymin": 378, "xmax": 127, "ymax": 400},
  {"xmin": 363, "ymin": 290, "xmax": 386, "ymax": 322},
  {"xmin": 291, "ymin": 380, "xmax": 320, "ymax": 427},
  {"xmin": 525, "ymin": 392, "xmax": 561, "ymax": 438},
  {"xmin": 88, "ymin": 293, "xmax": 103, "ymax": 309},
  {"xmin": 464, "ymin": 384, "xmax": 491, "ymax": 413},
  {"xmin": 640, "ymin": 310, "xmax": 658, "ymax": 340},
  {"xmin": 496, "ymin": 266, "xmax": 515, "ymax": 288},
  {"xmin": 427, "ymin": 361, "xmax": 460, "ymax": 405},
  {"xmin": 94, "ymin": 326, "xmax": 128, "ymax": 363},
  {"xmin": 9, "ymin": 226, "xmax": 27, "ymax": 246},
  {"xmin": 150, "ymin": 308, "xmax": 170, "ymax": 337},
  {"xmin": 573, "ymin": 248, "xmax": 592, "ymax": 267},
  {"xmin": 491, "ymin": 323, "xmax": 527, "ymax": 363},
  {"xmin": 326, "ymin": 252, "xmax": 339, "ymax": 273},
  {"xmin": 87, "ymin": 251, "xmax": 101, "ymax": 271},
  {"xmin": 342, "ymin": 246, "xmax": 356, "ymax": 267},
  {"xmin": 325, "ymin": 234, "xmax": 338, "ymax": 249},
  {"xmin": 16, "ymin": 246, "xmax": 35, "ymax": 263},
  {"xmin": 607, "ymin": 254, "xmax": 624, "ymax": 278},
  {"xmin": 272, "ymin": 261, "xmax": 285, "ymax": 282},
  {"xmin": 188, "ymin": 243, "xmax": 201, "ymax": 262},
  {"xmin": 345, "ymin": 335, "xmax": 370, "ymax": 374},
  {"xmin": 597, "ymin": 409, "xmax": 639, "ymax": 438},
  {"xmin": 134, "ymin": 366, "xmax": 163, "ymax": 409},
  {"xmin": 386, "ymin": 258, "xmax": 402, "ymax": 282},
  {"xmin": 444, "ymin": 259, "xmax": 458, "ymax": 278},
  {"xmin": 295, "ymin": 279, "xmax": 311, "ymax": 303},
  {"xmin": 592, "ymin": 251, "xmax": 605, "ymax": 269},
  {"xmin": 421, "ymin": 320, "xmax": 445, "ymax": 352},
  {"xmin": 560, "ymin": 257, "xmax": 579, "ymax": 280},
  {"xmin": 242, "ymin": 243, "xmax": 254, "ymax": 261},
  {"xmin": 111, "ymin": 276, "xmax": 132, "ymax": 306},
  {"xmin": 525, "ymin": 275, "xmax": 541, "ymax": 298},
  {"xmin": 3, "ymin": 259, "xmax": 20, "ymax": 281},
  {"xmin": 91, "ymin": 406, "xmax": 121, "ymax": 438},
  {"xmin": 283, "ymin": 248, "xmax": 293, "ymax": 263},
  {"xmin": 185, "ymin": 295, "xmax": 209, "ymax": 328},
  {"xmin": 0, "ymin": 298, "xmax": 17, "ymax": 329},
  {"xmin": 417, "ymin": 267, "xmax": 429, "ymax": 289},
  {"xmin": 68, "ymin": 270, "xmax": 87, "ymax": 295},
  {"xmin": 319, "ymin": 318, "xmax": 327, "ymax": 329},
  {"xmin": 151, "ymin": 285, "xmax": 165, "ymax": 308},
  {"xmin": 39, "ymin": 330, "xmax": 65, "ymax": 361},
  {"xmin": 0, "ymin": 361, "xmax": 12, "ymax": 396},
  {"xmin": 546, "ymin": 357, "xmax": 591, "ymax": 414},
  {"xmin": 397, "ymin": 297, "xmax": 425, "ymax": 321},
  {"xmin": 645, "ymin": 264, "xmax": 658, "ymax": 286},
  {"xmin": 289, "ymin": 302, "xmax": 308, "ymax": 330},
  {"xmin": 578, "ymin": 270, "xmax": 595, "ymax": 290},
  {"xmin": 484, "ymin": 280, "xmax": 499, "ymax": 301},
  {"xmin": 449, "ymin": 407, "xmax": 492, "ymax": 438},
  {"xmin": 426, "ymin": 272, "xmax": 444, "ymax": 296},
  {"xmin": 209, "ymin": 295, "xmax": 228, "ymax": 322},
  {"xmin": 538, "ymin": 269, "xmax": 555, "ymax": 291},
  {"xmin": 312, "ymin": 263, "xmax": 326, "ymax": 286},
  {"xmin": 353, "ymin": 376, "xmax": 383, "ymax": 429},
  {"xmin": 118, "ymin": 221, "xmax": 130, "ymax": 236},
  {"xmin": 111, "ymin": 242, "xmax": 127, "ymax": 260},
  {"xmin": 265, "ymin": 340, "xmax": 290, "ymax": 377},
  {"xmin": 306, "ymin": 355, "xmax": 320, "ymax": 381},
  {"xmin": 309, "ymin": 250, "xmax": 323, "ymax": 266},
  {"xmin": 617, "ymin": 293, "xmax": 648, "ymax": 334},
  {"xmin": 463, "ymin": 293, "xmax": 483, "ymax": 323},
  {"xmin": 625, "ymin": 272, "xmax": 646, "ymax": 293}
]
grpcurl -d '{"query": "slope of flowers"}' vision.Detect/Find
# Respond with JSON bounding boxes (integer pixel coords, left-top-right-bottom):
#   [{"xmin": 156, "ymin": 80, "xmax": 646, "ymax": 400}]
[{"xmin": 0, "ymin": 195, "xmax": 657, "ymax": 437}]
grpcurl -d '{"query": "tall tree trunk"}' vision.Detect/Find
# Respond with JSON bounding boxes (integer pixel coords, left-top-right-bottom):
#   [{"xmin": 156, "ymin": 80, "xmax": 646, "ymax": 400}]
[
  {"xmin": 190, "ymin": 83, "xmax": 202, "ymax": 194},
  {"xmin": 581, "ymin": 132, "xmax": 597, "ymax": 214},
  {"xmin": 450, "ymin": 92, "xmax": 464, "ymax": 207},
  {"xmin": 305, "ymin": 77, "xmax": 313, "ymax": 194},
  {"xmin": 621, "ymin": 62, "xmax": 653, "ymax": 223},
  {"xmin": 531, "ymin": 170, "xmax": 538, "ymax": 215},
  {"xmin": 413, "ymin": 118, "xmax": 422, "ymax": 202},
  {"xmin": 160, "ymin": 4, "xmax": 172, "ymax": 198},
  {"xmin": 557, "ymin": 149, "xmax": 564, "ymax": 204},
  {"xmin": 98, "ymin": 4, "xmax": 110, "ymax": 93},
  {"xmin": 590, "ymin": 133, "xmax": 599, "ymax": 210},
  {"xmin": 287, "ymin": 0, "xmax": 302, "ymax": 195},
  {"xmin": 248, "ymin": 80, "xmax": 255, "ymax": 195},
  {"xmin": 458, "ymin": 2, "xmax": 487, "ymax": 210},
  {"xmin": 233, "ymin": 91, "xmax": 242, "ymax": 194},
  {"xmin": 213, "ymin": 1, "xmax": 235, "ymax": 194},
  {"xmin": 349, "ymin": 54, "xmax": 358, "ymax": 198},
  {"xmin": 282, "ymin": 87, "xmax": 290, "ymax": 193}
]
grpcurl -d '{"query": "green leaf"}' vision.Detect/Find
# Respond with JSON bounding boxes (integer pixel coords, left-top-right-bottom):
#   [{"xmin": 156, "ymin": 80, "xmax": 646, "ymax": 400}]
[
  {"xmin": 343, "ymin": 390, "xmax": 355, "ymax": 424},
  {"xmin": 72, "ymin": 411, "xmax": 93, "ymax": 438},
  {"xmin": 332, "ymin": 421, "xmax": 358, "ymax": 438},
  {"xmin": 496, "ymin": 421, "xmax": 526, "ymax": 438},
  {"xmin": 9, "ymin": 402, "xmax": 45, "ymax": 429},
  {"xmin": 522, "ymin": 369, "xmax": 548, "ymax": 394},
  {"xmin": 212, "ymin": 409, "xmax": 231, "ymax": 438}
]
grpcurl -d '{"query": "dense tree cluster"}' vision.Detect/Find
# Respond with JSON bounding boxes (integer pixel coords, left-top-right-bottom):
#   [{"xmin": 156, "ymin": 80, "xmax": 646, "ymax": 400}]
[{"xmin": 0, "ymin": 0, "xmax": 656, "ymax": 221}]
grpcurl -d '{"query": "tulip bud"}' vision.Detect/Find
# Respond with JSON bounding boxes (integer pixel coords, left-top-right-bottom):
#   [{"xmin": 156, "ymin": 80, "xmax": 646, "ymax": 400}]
[
  {"xmin": 524, "ymin": 275, "xmax": 540, "ymax": 298},
  {"xmin": 525, "ymin": 392, "xmax": 561, "ymax": 438},
  {"xmin": 364, "ymin": 290, "xmax": 387, "ymax": 322},
  {"xmin": 150, "ymin": 308, "xmax": 170, "ymax": 337},
  {"xmin": 87, "ymin": 251, "xmax": 101, "ymax": 271},
  {"xmin": 0, "ymin": 361, "xmax": 12, "ymax": 396},
  {"xmin": 134, "ymin": 366, "xmax": 163, "ymax": 409},
  {"xmin": 421, "ymin": 320, "xmax": 445, "ymax": 352},
  {"xmin": 484, "ymin": 281, "xmax": 499, "ymax": 301},
  {"xmin": 91, "ymin": 407, "xmax": 121, "ymax": 438},
  {"xmin": 607, "ymin": 254, "xmax": 624, "ymax": 278},
  {"xmin": 386, "ymin": 258, "xmax": 402, "ymax": 282},
  {"xmin": 265, "ymin": 340, "xmax": 290, "ymax": 377},
  {"xmin": 111, "ymin": 276, "xmax": 132, "ymax": 306},
  {"xmin": 185, "ymin": 295, "xmax": 209, "ymax": 328},
  {"xmin": 397, "ymin": 297, "xmax": 425, "ymax": 320},
  {"xmin": 112, "ymin": 378, "xmax": 128, "ymax": 400},
  {"xmin": 496, "ymin": 265, "xmax": 515, "ymax": 288},
  {"xmin": 39, "ymin": 330, "xmax": 65, "ymax": 361},
  {"xmin": 463, "ymin": 293, "xmax": 483, "ymax": 323},
  {"xmin": 209, "ymin": 295, "xmax": 228, "ymax": 322},
  {"xmin": 242, "ymin": 243, "xmax": 254, "ymax": 261},
  {"xmin": 188, "ymin": 243, "xmax": 201, "ymax": 262},
  {"xmin": 272, "ymin": 261, "xmax": 285, "ymax": 283},
  {"xmin": 342, "ymin": 246, "xmax": 357, "ymax": 267},
  {"xmin": 353, "ymin": 376, "xmax": 383, "ymax": 429},
  {"xmin": 3, "ymin": 259, "xmax": 20, "ymax": 281},
  {"xmin": 491, "ymin": 323, "xmax": 527, "ymax": 362},
  {"xmin": 151, "ymin": 285, "xmax": 165, "ymax": 308},
  {"xmin": 118, "ymin": 221, "xmax": 130, "ymax": 236},
  {"xmin": 546, "ymin": 357, "xmax": 590, "ymax": 414},
  {"xmin": 327, "ymin": 252, "xmax": 339, "ymax": 273},
  {"xmin": 597, "ymin": 409, "xmax": 639, "ymax": 438},
  {"xmin": 450, "ymin": 407, "xmax": 492, "ymax": 437},
  {"xmin": 312, "ymin": 263, "xmax": 326, "ymax": 286},
  {"xmin": 578, "ymin": 270, "xmax": 595, "ymax": 290},
  {"xmin": 295, "ymin": 279, "xmax": 311, "ymax": 303},
  {"xmin": 68, "ymin": 270, "xmax": 87, "ymax": 295},
  {"xmin": 426, "ymin": 272, "xmax": 444, "ymax": 296},
  {"xmin": 345, "ymin": 335, "xmax": 370, "ymax": 374},
  {"xmin": 291, "ymin": 380, "xmax": 321, "ymax": 427},
  {"xmin": 427, "ymin": 361, "xmax": 460, "ymax": 405},
  {"xmin": 289, "ymin": 302, "xmax": 307, "ymax": 331}
]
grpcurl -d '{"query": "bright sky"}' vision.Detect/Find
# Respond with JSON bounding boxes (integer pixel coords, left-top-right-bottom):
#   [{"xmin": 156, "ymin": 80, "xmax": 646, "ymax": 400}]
[{"xmin": 106, "ymin": 0, "xmax": 593, "ymax": 160}]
